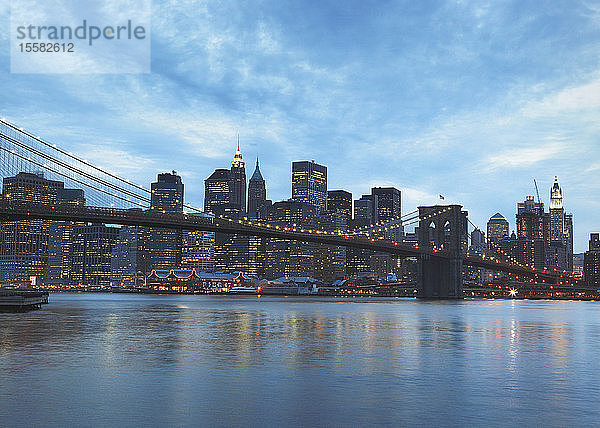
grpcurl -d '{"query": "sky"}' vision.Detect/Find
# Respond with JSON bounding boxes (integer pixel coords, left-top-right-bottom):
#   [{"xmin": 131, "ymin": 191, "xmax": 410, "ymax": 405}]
[{"xmin": 1, "ymin": 0, "xmax": 599, "ymax": 252}]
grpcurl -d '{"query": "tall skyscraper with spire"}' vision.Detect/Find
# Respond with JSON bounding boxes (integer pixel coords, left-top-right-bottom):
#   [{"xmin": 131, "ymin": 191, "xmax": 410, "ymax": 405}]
[
  {"xmin": 550, "ymin": 176, "xmax": 565, "ymax": 243},
  {"xmin": 230, "ymin": 137, "xmax": 247, "ymax": 213},
  {"xmin": 548, "ymin": 176, "xmax": 574, "ymax": 271},
  {"xmin": 248, "ymin": 158, "xmax": 267, "ymax": 218}
]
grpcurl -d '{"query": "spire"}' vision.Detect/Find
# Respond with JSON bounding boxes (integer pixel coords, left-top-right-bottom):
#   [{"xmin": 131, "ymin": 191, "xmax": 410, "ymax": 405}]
[
  {"xmin": 232, "ymin": 135, "xmax": 244, "ymax": 168},
  {"xmin": 250, "ymin": 157, "xmax": 264, "ymax": 181}
]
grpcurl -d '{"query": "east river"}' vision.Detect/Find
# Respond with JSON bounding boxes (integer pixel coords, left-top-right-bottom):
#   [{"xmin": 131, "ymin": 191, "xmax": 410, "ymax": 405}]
[{"xmin": 1, "ymin": 293, "xmax": 599, "ymax": 426}]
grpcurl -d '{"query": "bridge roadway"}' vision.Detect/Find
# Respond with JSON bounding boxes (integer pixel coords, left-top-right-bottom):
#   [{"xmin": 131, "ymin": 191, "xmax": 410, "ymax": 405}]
[{"xmin": 0, "ymin": 199, "xmax": 573, "ymax": 284}]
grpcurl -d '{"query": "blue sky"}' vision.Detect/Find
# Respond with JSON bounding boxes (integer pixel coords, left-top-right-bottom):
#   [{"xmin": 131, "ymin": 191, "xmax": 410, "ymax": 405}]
[{"xmin": 1, "ymin": 0, "xmax": 599, "ymax": 251}]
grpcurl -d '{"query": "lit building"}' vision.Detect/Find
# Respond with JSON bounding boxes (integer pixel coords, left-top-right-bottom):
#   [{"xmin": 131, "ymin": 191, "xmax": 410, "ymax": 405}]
[
  {"xmin": 264, "ymin": 200, "xmax": 316, "ymax": 279},
  {"xmin": 291, "ymin": 160, "xmax": 327, "ymax": 213},
  {"xmin": 0, "ymin": 172, "xmax": 64, "ymax": 286},
  {"xmin": 584, "ymin": 233, "xmax": 600, "ymax": 288},
  {"xmin": 110, "ymin": 222, "xmax": 149, "ymax": 287},
  {"xmin": 371, "ymin": 187, "xmax": 401, "ymax": 223},
  {"xmin": 47, "ymin": 188, "xmax": 86, "ymax": 285},
  {"xmin": 71, "ymin": 224, "xmax": 119, "ymax": 286},
  {"xmin": 230, "ymin": 140, "xmax": 247, "ymax": 213},
  {"xmin": 327, "ymin": 190, "xmax": 352, "ymax": 219},
  {"xmin": 354, "ymin": 194, "xmax": 378, "ymax": 224},
  {"xmin": 549, "ymin": 177, "xmax": 565, "ymax": 242},
  {"xmin": 204, "ymin": 169, "xmax": 232, "ymax": 215},
  {"xmin": 205, "ymin": 145, "xmax": 255, "ymax": 275},
  {"xmin": 314, "ymin": 212, "xmax": 347, "ymax": 283},
  {"xmin": 148, "ymin": 172, "xmax": 184, "ymax": 270},
  {"xmin": 495, "ymin": 234, "xmax": 546, "ymax": 270},
  {"xmin": 487, "ymin": 213, "xmax": 509, "ymax": 242},
  {"xmin": 516, "ymin": 196, "xmax": 550, "ymax": 245},
  {"xmin": 247, "ymin": 158, "xmax": 268, "ymax": 219},
  {"xmin": 180, "ymin": 213, "xmax": 215, "ymax": 273}
]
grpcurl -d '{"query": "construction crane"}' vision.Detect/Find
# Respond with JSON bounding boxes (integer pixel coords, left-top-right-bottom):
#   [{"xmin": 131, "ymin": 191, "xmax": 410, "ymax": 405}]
[{"xmin": 533, "ymin": 179, "xmax": 542, "ymax": 206}]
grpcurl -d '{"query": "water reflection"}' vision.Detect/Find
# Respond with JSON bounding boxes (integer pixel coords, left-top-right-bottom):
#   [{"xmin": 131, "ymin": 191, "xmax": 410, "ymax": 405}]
[{"xmin": 1, "ymin": 295, "xmax": 600, "ymax": 426}]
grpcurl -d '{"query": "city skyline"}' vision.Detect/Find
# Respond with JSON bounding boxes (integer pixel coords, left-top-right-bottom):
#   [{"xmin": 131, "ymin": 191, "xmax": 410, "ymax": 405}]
[{"xmin": 1, "ymin": 1, "xmax": 599, "ymax": 251}]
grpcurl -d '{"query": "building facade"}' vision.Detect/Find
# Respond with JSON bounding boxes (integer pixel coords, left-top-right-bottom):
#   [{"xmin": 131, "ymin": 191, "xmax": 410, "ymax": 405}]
[
  {"xmin": 148, "ymin": 172, "xmax": 184, "ymax": 270},
  {"xmin": 291, "ymin": 160, "xmax": 327, "ymax": 213}
]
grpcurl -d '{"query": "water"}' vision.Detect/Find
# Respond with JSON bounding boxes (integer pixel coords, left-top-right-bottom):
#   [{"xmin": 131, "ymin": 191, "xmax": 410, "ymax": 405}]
[{"xmin": 1, "ymin": 294, "xmax": 599, "ymax": 427}]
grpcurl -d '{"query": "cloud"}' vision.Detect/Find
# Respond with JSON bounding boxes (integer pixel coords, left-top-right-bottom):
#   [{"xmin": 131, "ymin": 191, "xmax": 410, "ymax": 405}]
[{"xmin": 484, "ymin": 142, "xmax": 570, "ymax": 171}]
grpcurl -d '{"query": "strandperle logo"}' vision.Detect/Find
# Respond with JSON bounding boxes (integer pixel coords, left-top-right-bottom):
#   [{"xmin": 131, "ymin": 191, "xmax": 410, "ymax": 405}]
[
  {"xmin": 16, "ymin": 20, "xmax": 147, "ymax": 46},
  {"xmin": 10, "ymin": 0, "xmax": 151, "ymax": 74}
]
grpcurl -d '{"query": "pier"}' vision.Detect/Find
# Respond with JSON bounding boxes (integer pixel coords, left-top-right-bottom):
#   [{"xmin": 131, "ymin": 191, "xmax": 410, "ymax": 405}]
[{"xmin": 0, "ymin": 290, "xmax": 49, "ymax": 312}]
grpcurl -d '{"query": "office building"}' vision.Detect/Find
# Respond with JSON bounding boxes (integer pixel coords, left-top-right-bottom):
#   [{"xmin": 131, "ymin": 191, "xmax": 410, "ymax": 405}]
[
  {"xmin": 247, "ymin": 158, "xmax": 267, "ymax": 218},
  {"xmin": 264, "ymin": 200, "xmax": 316, "ymax": 279},
  {"xmin": 148, "ymin": 172, "xmax": 184, "ymax": 270},
  {"xmin": 354, "ymin": 194, "xmax": 378, "ymax": 224},
  {"xmin": 71, "ymin": 224, "xmax": 119, "ymax": 286},
  {"xmin": 584, "ymin": 233, "xmax": 600, "ymax": 288},
  {"xmin": 327, "ymin": 190, "xmax": 352, "ymax": 219},
  {"xmin": 110, "ymin": 223, "xmax": 149, "ymax": 287},
  {"xmin": 47, "ymin": 188, "xmax": 86, "ymax": 285},
  {"xmin": 314, "ymin": 212, "xmax": 347, "ymax": 282},
  {"xmin": 0, "ymin": 172, "xmax": 64, "ymax": 286},
  {"xmin": 291, "ymin": 160, "xmax": 327, "ymax": 213},
  {"xmin": 487, "ymin": 213, "xmax": 509, "ymax": 242}
]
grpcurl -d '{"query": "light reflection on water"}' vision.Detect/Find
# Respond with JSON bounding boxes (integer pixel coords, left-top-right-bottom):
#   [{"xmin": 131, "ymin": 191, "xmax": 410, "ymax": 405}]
[{"xmin": 1, "ymin": 294, "xmax": 599, "ymax": 426}]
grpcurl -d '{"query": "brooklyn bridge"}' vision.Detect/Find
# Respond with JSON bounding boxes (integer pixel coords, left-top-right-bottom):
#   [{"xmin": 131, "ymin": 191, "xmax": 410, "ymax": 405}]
[{"xmin": 0, "ymin": 118, "xmax": 584, "ymax": 299}]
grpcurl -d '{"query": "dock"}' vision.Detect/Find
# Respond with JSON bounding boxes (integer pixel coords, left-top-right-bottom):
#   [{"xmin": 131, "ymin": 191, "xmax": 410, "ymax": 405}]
[{"xmin": 0, "ymin": 290, "xmax": 49, "ymax": 312}]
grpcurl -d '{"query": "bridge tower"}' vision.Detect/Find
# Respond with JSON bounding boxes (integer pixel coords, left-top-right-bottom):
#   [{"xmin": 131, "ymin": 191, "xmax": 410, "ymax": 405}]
[{"xmin": 417, "ymin": 205, "xmax": 468, "ymax": 299}]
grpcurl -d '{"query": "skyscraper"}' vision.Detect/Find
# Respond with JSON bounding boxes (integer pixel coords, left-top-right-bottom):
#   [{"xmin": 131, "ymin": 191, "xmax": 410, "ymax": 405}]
[
  {"xmin": 0, "ymin": 172, "xmax": 64, "ymax": 286},
  {"xmin": 291, "ymin": 160, "xmax": 327, "ymax": 213},
  {"xmin": 230, "ymin": 140, "xmax": 247, "ymax": 213},
  {"xmin": 264, "ymin": 200, "xmax": 316, "ymax": 279},
  {"xmin": 180, "ymin": 213, "xmax": 215, "ymax": 272},
  {"xmin": 550, "ymin": 177, "xmax": 565, "ymax": 242},
  {"xmin": 327, "ymin": 190, "xmax": 352, "ymax": 219},
  {"xmin": 584, "ymin": 233, "xmax": 600, "ymax": 288},
  {"xmin": 247, "ymin": 158, "xmax": 267, "ymax": 218},
  {"xmin": 47, "ymin": 188, "xmax": 86, "ymax": 285},
  {"xmin": 487, "ymin": 213, "xmax": 509, "ymax": 242},
  {"xmin": 517, "ymin": 196, "xmax": 550, "ymax": 244},
  {"xmin": 371, "ymin": 187, "xmax": 401, "ymax": 223},
  {"xmin": 71, "ymin": 224, "xmax": 119, "ymax": 286},
  {"xmin": 148, "ymin": 172, "xmax": 184, "ymax": 270},
  {"xmin": 354, "ymin": 194, "xmax": 378, "ymax": 224},
  {"xmin": 204, "ymin": 169, "xmax": 232, "ymax": 215}
]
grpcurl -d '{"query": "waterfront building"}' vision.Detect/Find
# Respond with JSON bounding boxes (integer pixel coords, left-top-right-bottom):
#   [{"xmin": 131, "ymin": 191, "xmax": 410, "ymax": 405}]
[
  {"xmin": 47, "ymin": 188, "xmax": 86, "ymax": 285},
  {"xmin": 0, "ymin": 172, "xmax": 64, "ymax": 286},
  {"xmin": 148, "ymin": 172, "xmax": 184, "ymax": 270},
  {"xmin": 584, "ymin": 233, "xmax": 600, "ymax": 288},
  {"xmin": 247, "ymin": 158, "xmax": 268, "ymax": 218},
  {"xmin": 110, "ymin": 223, "xmax": 149, "ymax": 287},
  {"xmin": 327, "ymin": 190, "xmax": 352, "ymax": 219},
  {"xmin": 180, "ymin": 213, "xmax": 215, "ymax": 273},
  {"xmin": 144, "ymin": 269, "xmax": 251, "ymax": 292},
  {"xmin": 314, "ymin": 212, "xmax": 347, "ymax": 283},
  {"xmin": 264, "ymin": 200, "xmax": 316, "ymax": 279},
  {"xmin": 486, "ymin": 213, "xmax": 509, "ymax": 242},
  {"xmin": 291, "ymin": 160, "xmax": 327, "ymax": 213},
  {"xmin": 71, "ymin": 223, "xmax": 119, "ymax": 286}
]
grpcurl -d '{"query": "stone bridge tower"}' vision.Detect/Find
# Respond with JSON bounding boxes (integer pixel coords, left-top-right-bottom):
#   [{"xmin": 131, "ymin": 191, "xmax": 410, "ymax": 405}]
[{"xmin": 417, "ymin": 205, "xmax": 468, "ymax": 299}]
